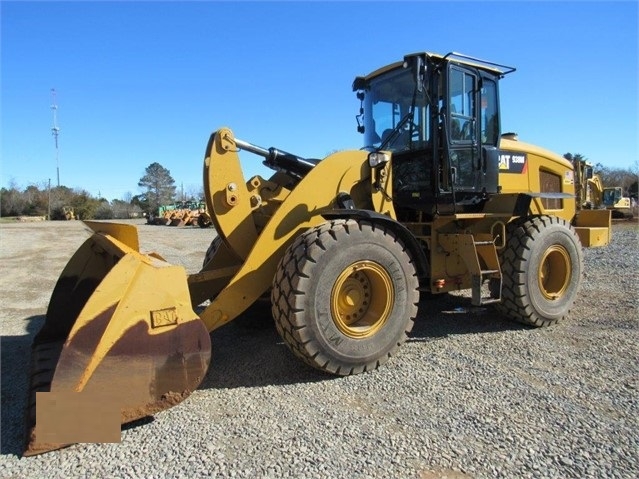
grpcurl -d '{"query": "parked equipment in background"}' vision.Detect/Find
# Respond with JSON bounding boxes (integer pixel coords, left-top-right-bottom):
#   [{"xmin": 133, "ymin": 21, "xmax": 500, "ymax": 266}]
[
  {"xmin": 148, "ymin": 200, "xmax": 211, "ymax": 227},
  {"xmin": 572, "ymin": 158, "xmax": 633, "ymax": 218},
  {"xmin": 602, "ymin": 186, "xmax": 634, "ymax": 219}
]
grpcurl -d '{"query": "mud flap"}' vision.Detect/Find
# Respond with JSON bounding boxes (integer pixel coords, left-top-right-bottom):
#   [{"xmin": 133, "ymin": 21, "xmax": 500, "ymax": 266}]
[{"xmin": 24, "ymin": 224, "xmax": 211, "ymax": 456}]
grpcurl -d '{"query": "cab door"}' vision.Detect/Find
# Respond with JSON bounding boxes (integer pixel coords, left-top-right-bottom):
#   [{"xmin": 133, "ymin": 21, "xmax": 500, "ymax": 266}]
[{"xmin": 447, "ymin": 66, "xmax": 480, "ymax": 192}]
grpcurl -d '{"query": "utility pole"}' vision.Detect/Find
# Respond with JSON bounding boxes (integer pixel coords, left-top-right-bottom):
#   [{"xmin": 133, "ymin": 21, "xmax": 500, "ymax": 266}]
[
  {"xmin": 51, "ymin": 88, "xmax": 61, "ymax": 187},
  {"xmin": 47, "ymin": 178, "xmax": 51, "ymax": 221}
]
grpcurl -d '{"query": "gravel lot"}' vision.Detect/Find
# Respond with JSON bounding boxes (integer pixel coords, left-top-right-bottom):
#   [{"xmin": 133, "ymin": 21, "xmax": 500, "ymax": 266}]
[{"xmin": 1, "ymin": 219, "xmax": 637, "ymax": 479}]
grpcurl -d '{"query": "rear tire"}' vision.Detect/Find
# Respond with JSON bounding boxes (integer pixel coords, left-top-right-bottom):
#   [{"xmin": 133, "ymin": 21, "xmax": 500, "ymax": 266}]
[
  {"xmin": 496, "ymin": 216, "xmax": 583, "ymax": 327},
  {"xmin": 271, "ymin": 219, "xmax": 419, "ymax": 375}
]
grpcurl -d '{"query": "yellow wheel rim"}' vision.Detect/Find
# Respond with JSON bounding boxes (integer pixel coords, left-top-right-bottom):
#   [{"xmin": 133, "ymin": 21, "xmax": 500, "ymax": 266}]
[
  {"xmin": 538, "ymin": 245, "xmax": 571, "ymax": 300},
  {"xmin": 331, "ymin": 260, "xmax": 394, "ymax": 339}
]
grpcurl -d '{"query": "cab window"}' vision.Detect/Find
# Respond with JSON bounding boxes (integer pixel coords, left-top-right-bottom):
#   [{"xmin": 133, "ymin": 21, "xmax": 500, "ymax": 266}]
[
  {"xmin": 481, "ymin": 79, "xmax": 499, "ymax": 146},
  {"xmin": 449, "ymin": 68, "xmax": 476, "ymax": 143}
]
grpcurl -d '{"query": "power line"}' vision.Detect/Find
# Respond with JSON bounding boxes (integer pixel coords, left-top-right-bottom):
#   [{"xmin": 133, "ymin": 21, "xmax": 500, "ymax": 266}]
[{"xmin": 51, "ymin": 88, "xmax": 61, "ymax": 187}]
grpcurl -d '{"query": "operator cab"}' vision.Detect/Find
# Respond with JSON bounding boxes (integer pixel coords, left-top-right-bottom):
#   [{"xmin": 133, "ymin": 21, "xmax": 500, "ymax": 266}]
[
  {"xmin": 353, "ymin": 52, "xmax": 515, "ymax": 219},
  {"xmin": 602, "ymin": 186, "xmax": 623, "ymax": 207}
]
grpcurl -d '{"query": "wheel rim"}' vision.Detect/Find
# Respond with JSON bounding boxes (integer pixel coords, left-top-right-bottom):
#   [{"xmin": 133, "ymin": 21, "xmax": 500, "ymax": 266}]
[
  {"xmin": 331, "ymin": 260, "xmax": 394, "ymax": 339},
  {"xmin": 538, "ymin": 245, "xmax": 571, "ymax": 300}
]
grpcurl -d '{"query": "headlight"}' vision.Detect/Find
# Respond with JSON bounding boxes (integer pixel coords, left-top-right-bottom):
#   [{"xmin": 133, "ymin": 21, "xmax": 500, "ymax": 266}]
[{"xmin": 368, "ymin": 151, "xmax": 390, "ymax": 168}]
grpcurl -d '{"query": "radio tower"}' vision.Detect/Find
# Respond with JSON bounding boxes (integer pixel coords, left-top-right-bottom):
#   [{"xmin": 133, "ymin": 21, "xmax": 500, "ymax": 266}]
[{"xmin": 51, "ymin": 88, "xmax": 61, "ymax": 187}]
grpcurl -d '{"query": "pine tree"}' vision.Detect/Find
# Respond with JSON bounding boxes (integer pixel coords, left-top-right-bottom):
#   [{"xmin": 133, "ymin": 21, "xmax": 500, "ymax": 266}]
[{"xmin": 138, "ymin": 162, "xmax": 177, "ymax": 215}]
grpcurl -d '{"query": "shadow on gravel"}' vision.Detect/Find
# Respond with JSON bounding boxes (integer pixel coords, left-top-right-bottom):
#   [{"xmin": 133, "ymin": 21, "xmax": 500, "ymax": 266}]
[
  {"xmin": 409, "ymin": 293, "xmax": 528, "ymax": 341},
  {"xmin": 200, "ymin": 310, "xmax": 331, "ymax": 391},
  {"xmin": 199, "ymin": 294, "xmax": 527, "ymax": 392},
  {"xmin": 1, "ymin": 314, "xmax": 44, "ymax": 456}
]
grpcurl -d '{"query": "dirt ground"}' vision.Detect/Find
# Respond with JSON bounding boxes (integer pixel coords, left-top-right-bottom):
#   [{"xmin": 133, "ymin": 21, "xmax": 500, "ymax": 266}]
[{"xmin": 0, "ymin": 219, "xmax": 215, "ymax": 318}]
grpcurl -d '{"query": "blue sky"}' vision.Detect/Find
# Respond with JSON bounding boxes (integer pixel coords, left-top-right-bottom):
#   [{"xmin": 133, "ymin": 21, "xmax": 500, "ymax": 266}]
[{"xmin": 2, "ymin": 1, "xmax": 637, "ymax": 201}]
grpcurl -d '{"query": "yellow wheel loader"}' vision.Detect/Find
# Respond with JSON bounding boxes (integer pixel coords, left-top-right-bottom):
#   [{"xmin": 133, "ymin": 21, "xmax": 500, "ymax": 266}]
[{"xmin": 25, "ymin": 51, "xmax": 612, "ymax": 456}]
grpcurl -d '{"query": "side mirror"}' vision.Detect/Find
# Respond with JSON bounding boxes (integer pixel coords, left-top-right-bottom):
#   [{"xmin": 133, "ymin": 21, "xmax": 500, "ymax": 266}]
[
  {"xmin": 403, "ymin": 54, "xmax": 425, "ymax": 93},
  {"xmin": 355, "ymin": 91, "xmax": 365, "ymax": 134},
  {"xmin": 415, "ymin": 56, "xmax": 424, "ymax": 93}
]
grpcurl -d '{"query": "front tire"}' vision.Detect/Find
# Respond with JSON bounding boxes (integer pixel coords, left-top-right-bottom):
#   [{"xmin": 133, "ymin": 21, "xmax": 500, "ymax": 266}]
[
  {"xmin": 271, "ymin": 219, "xmax": 419, "ymax": 375},
  {"xmin": 197, "ymin": 213, "xmax": 212, "ymax": 228},
  {"xmin": 496, "ymin": 216, "xmax": 583, "ymax": 327}
]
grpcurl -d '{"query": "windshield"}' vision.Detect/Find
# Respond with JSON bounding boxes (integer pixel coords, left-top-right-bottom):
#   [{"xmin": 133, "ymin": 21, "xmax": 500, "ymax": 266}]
[{"xmin": 361, "ymin": 67, "xmax": 430, "ymax": 152}]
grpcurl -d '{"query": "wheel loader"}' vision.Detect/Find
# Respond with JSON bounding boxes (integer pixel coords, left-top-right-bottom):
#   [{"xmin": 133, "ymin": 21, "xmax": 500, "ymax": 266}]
[{"xmin": 24, "ymin": 51, "xmax": 612, "ymax": 456}]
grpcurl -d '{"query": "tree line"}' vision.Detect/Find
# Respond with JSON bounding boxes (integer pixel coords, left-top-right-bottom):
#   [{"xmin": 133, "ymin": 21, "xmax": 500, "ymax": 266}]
[
  {"xmin": 1, "ymin": 162, "xmax": 202, "ymax": 220},
  {"xmin": 1, "ymin": 158, "xmax": 637, "ymax": 220}
]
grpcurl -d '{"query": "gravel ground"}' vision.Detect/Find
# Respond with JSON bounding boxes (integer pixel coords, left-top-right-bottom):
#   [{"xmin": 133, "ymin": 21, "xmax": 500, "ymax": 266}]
[{"xmin": 1, "ymin": 219, "xmax": 637, "ymax": 479}]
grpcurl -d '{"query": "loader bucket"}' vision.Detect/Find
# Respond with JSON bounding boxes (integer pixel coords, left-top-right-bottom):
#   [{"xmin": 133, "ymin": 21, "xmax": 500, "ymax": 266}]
[{"xmin": 24, "ymin": 222, "xmax": 211, "ymax": 456}]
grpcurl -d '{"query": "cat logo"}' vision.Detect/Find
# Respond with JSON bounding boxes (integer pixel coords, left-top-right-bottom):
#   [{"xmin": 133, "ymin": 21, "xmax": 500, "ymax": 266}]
[{"xmin": 498, "ymin": 152, "xmax": 527, "ymax": 174}]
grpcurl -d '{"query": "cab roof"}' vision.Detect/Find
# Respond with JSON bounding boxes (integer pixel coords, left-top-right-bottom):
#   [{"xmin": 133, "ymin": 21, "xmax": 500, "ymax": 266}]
[{"xmin": 355, "ymin": 51, "xmax": 516, "ymax": 87}]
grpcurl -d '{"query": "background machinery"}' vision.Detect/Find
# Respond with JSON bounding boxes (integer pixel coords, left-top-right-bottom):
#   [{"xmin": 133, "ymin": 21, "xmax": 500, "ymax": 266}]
[
  {"xmin": 148, "ymin": 200, "xmax": 211, "ymax": 226},
  {"xmin": 25, "ymin": 52, "xmax": 611, "ymax": 456},
  {"xmin": 573, "ymin": 158, "xmax": 634, "ymax": 218},
  {"xmin": 573, "ymin": 158, "xmax": 602, "ymax": 210},
  {"xmin": 602, "ymin": 186, "xmax": 634, "ymax": 218}
]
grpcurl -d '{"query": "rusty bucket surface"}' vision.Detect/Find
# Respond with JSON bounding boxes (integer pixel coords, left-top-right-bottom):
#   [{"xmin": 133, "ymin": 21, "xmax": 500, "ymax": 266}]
[{"xmin": 24, "ymin": 222, "xmax": 211, "ymax": 456}]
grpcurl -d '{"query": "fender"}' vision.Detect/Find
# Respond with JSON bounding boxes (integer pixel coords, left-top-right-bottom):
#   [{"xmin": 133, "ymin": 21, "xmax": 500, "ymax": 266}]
[{"xmin": 322, "ymin": 208, "xmax": 429, "ymax": 278}]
